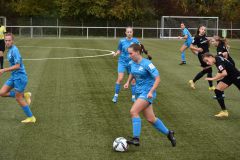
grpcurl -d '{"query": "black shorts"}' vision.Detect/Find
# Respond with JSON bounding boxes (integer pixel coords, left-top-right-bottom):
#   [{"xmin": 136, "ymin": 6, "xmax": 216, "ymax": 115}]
[
  {"xmin": 0, "ymin": 39, "xmax": 5, "ymax": 52},
  {"xmin": 220, "ymin": 75, "xmax": 240, "ymax": 89},
  {"xmin": 198, "ymin": 53, "xmax": 208, "ymax": 67}
]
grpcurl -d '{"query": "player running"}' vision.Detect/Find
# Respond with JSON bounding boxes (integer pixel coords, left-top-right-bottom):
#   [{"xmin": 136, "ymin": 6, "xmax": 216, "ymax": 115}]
[
  {"xmin": 178, "ymin": 22, "xmax": 193, "ymax": 65},
  {"xmin": 203, "ymin": 53, "xmax": 240, "ymax": 118},
  {"xmin": 189, "ymin": 25, "xmax": 215, "ymax": 91},
  {"xmin": 124, "ymin": 43, "xmax": 176, "ymax": 147},
  {"xmin": 0, "ymin": 23, "xmax": 6, "ymax": 69},
  {"xmin": 0, "ymin": 33, "xmax": 36, "ymax": 123},
  {"xmin": 112, "ymin": 27, "xmax": 140, "ymax": 103}
]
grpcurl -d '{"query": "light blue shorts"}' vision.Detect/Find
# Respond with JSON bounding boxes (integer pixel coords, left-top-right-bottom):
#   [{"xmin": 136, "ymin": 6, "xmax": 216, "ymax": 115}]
[
  {"xmin": 184, "ymin": 40, "xmax": 192, "ymax": 48},
  {"xmin": 136, "ymin": 91, "xmax": 156, "ymax": 104},
  {"xmin": 5, "ymin": 76, "xmax": 28, "ymax": 93},
  {"xmin": 118, "ymin": 60, "xmax": 130, "ymax": 73}
]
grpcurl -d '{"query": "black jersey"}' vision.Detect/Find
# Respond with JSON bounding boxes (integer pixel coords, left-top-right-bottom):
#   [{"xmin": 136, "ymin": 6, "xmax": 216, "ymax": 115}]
[
  {"xmin": 192, "ymin": 35, "xmax": 209, "ymax": 54},
  {"xmin": 216, "ymin": 41, "xmax": 235, "ymax": 66},
  {"xmin": 215, "ymin": 56, "xmax": 240, "ymax": 80}
]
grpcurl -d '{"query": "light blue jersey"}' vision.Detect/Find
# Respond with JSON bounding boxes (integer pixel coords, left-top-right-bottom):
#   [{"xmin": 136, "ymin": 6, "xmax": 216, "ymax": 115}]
[
  {"xmin": 5, "ymin": 45, "xmax": 28, "ymax": 92},
  {"xmin": 182, "ymin": 28, "xmax": 193, "ymax": 47},
  {"xmin": 7, "ymin": 45, "xmax": 27, "ymax": 79},
  {"xmin": 129, "ymin": 58, "xmax": 159, "ymax": 103},
  {"xmin": 117, "ymin": 37, "xmax": 139, "ymax": 62}
]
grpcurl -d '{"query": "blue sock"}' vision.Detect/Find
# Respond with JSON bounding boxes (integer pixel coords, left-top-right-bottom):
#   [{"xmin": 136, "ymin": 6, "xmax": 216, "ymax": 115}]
[
  {"xmin": 21, "ymin": 105, "xmax": 33, "ymax": 117},
  {"xmin": 9, "ymin": 91, "xmax": 15, "ymax": 98},
  {"xmin": 132, "ymin": 117, "xmax": 141, "ymax": 138},
  {"xmin": 114, "ymin": 83, "xmax": 121, "ymax": 95},
  {"xmin": 181, "ymin": 51, "xmax": 186, "ymax": 62},
  {"xmin": 153, "ymin": 118, "xmax": 169, "ymax": 135},
  {"xmin": 131, "ymin": 84, "xmax": 136, "ymax": 96}
]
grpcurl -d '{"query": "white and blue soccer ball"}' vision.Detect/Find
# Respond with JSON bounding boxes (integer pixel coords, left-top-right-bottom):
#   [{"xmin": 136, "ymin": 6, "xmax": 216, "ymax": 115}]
[{"xmin": 113, "ymin": 137, "xmax": 128, "ymax": 152}]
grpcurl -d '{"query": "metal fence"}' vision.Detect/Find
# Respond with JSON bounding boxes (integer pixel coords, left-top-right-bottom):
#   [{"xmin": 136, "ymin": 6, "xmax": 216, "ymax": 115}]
[{"xmin": 5, "ymin": 17, "xmax": 240, "ymax": 39}]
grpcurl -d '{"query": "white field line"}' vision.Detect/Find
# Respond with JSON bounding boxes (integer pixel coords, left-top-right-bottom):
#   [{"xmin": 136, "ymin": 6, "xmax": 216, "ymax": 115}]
[{"xmin": 17, "ymin": 46, "xmax": 115, "ymax": 61}]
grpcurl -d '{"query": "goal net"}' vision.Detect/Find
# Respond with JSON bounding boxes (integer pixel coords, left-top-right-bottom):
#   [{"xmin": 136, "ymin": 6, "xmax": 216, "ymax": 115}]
[{"xmin": 160, "ymin": 16, "xmax": 219, "ymax": 39}]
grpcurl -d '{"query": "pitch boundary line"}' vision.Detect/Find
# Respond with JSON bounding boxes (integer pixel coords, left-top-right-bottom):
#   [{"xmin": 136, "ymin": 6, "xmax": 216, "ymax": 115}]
[{"xmin": 18, "ymin": 45, "xmax": 115, "ymax": 61}]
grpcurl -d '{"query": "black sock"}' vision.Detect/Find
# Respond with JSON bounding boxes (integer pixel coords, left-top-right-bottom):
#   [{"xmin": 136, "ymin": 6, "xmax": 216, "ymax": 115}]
[
  {"xmin": 215, "ymin": 89, "xmax": 226, "ymax": 110},
  {"xmin": 0, "ymin": 56, "xmax": 3, "ymax": 69},
  {"xmin": 193, "ymin": 71, "xmax": 205, "ymax": 83}
]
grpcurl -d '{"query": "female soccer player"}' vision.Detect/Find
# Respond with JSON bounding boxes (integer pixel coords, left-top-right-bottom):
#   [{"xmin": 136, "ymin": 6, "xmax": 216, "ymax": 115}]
[
  {"xmin": 0, "ymin": 23, "xmax": 6, "ymax": 69},
  {"xmin": 188, "ymin": 25, "xmax": 215, "ymax": 91},
  {"xmin": 112, "ymin": 27, "xmax": 139, "ymax": 103},
  {"xmin": 211, "ymin": 36, "xmax": 236, "ymax": 98},
  {"xmin": 0, "ymin": 33, "xmax": 36, "ymax": 123},
  {"xmin": 203, "ymin": 53, "xmax": 240, "ymax": 117},
  {"xmin": 178, "ymin": 22, "xmax": 193, "ymax": 65},
  {"xmin": 124, "ymin": 43, "xmax": 176, "ymax": 147},
  {"xmin": 211, "ymin": 36, "xmax": 235, "ymax": 66}
]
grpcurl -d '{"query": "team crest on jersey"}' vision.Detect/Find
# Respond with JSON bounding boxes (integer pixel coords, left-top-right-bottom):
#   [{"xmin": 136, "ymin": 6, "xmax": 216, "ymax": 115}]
[
  {"xmin": 148, "ymin": 63, "xmax": 155, "ymax": 70},
  {"xmin": 218, "ymin": 65, "xmax": 224, "ymax": 71},
  {"xmin": 138, "ymin": 66, "xmax": 144, "ymax": 71}
]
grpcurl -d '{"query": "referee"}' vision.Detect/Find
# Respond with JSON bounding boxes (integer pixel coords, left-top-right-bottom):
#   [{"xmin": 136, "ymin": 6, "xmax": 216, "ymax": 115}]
[{"xmin": 0, "ymin": 23, "xmax": 6, "ymax": 69}]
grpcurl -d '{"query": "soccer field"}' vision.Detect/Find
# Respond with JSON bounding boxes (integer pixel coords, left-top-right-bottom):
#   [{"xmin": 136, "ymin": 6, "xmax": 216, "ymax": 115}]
[{"xmin": 0, "ymin": 38, "xmax": 240, "ymax": 160}]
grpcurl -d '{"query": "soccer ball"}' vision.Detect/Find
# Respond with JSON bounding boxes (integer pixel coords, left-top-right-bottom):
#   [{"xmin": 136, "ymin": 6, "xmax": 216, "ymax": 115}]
[{"xmin": 113, "ymin": 137, "xmax": 128, "ymax": 152}]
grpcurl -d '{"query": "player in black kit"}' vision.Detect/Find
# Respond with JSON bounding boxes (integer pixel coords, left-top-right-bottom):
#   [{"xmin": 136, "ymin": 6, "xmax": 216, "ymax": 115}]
[
  {"xmin": 188, "ymin": 25, "xmax": 215, "ymax": 91},
  {"xmin": 203, "ymin": 53, "xmax": 240, "ymax": 117}
]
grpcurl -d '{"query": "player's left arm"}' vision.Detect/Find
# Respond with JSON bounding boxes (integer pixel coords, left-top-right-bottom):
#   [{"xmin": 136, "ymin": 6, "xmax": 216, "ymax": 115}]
[
  {"xmin": 205, "ymin": 70, "xmax": 227, "ymax": 81},
  {"xmin": 147, "ymin": 76, "xmax": 160, "ymax": 98},
  {"xmin": 146, "ymin": 63, "xmax": 160, "ymax": 98}
]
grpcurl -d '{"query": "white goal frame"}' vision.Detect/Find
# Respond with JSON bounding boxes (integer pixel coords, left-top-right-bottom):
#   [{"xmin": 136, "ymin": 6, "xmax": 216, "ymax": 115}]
[{"xmin": 160, "ymin": 16, "xmax": 219, "ymax": 38}]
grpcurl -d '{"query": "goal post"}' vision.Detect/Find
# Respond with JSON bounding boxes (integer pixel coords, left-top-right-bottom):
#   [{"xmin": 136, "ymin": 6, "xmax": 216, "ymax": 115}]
[
  {"xmin": 0, "ymin": 16, "xmax": 7, "ymax": 27},
  {"xmin": 160, "ymin": 16, "xmax": 219, "ymax": 39}
]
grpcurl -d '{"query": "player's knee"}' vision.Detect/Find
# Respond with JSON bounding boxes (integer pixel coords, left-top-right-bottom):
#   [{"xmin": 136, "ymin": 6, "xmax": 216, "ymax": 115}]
[
  {"xmin": 15, "ymin": 94, "xmax": 24, "ymax": 102},
  {"xmin": 214, "ymin": 89, "xmax": 223, "ymax": 99},
  {"xmin": 146, "ymin": 117, "xmax": 155, "ymax": 124},
  {"xmin": 130, "ymin": 109, "xmax": 138, "ymax": 117}
]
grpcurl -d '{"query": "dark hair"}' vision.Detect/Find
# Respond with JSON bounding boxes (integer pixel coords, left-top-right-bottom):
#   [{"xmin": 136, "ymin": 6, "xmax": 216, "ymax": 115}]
[
  {"xmin": 140, "ymin": 44, "xmax": 148, "ymax": 55},
  {"xmin": 196, "ymin": 24, "xmax": 206, "ymax": 36},
  {"xmin": 129, "ymin": 43, "xmax": 141, "ymax": 53},
  {"xmin": 202, "ymin": 52, "xmax": 214, "ymax": 59}
]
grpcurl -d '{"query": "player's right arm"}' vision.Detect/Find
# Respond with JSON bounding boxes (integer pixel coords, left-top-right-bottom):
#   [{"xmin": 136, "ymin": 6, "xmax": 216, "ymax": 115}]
[
  {"xmin": 113, "ymin": 40, "xmax": 123, "ymax": 57},
  {"xmin": 124, "ymin": 74, "xmax": 134, "ymax": 89}
]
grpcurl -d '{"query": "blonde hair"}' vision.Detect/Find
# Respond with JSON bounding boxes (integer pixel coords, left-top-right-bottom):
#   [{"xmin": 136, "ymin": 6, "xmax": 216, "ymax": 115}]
[{"xmin": 4, "ymin": 32, "xmax": 14, "ymax": 40}]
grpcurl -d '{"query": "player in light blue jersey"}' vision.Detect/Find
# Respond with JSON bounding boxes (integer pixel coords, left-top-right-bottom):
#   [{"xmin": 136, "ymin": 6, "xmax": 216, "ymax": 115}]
[
  {"xmin": 112, "ymin": 27, "xmax": 140, "ymax": 103},
  {"xmin": 178, "ymin": 22, "xmax": 193, "ymax": 65},
  {"xmin": 124, "ymin": 43, "xmax": 176, "ymax": 147},
  {"xmin": 0, "ymin": 33, "xmax": 36, "ymax": 123}
]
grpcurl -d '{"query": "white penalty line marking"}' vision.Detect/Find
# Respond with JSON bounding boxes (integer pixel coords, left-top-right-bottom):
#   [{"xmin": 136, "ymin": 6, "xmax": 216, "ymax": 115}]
[{"xmin": 18, "ymin": 45, "xmax": 115, "ymax": 61}]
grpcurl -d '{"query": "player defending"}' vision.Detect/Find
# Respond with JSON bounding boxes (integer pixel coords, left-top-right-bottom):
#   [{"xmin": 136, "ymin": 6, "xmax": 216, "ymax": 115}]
[
  {"xmin": 124, "ymin": 44, "xmax": 176, "ymax": 147},
  {"xmin": 0, "ymin": 23, "xmax": 6, "ymax": 69},
  {"xmin": 178, "ymin": 22, "xmax": 193, "ymax": 65},
  {"xmin": 203, "ymin": 53, "xmax": 240, "ymax": 117},
  {"xmin": 112, "ymin": 27, "xmax": 139, "ymax": 103},
  {"xmin": 0, "ymin": 33, "xmax": 36, "ymax": 123}
]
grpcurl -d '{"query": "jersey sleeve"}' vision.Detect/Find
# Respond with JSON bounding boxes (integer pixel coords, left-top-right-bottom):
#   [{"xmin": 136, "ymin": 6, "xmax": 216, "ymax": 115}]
[
  {"xmin": 3, "ymin": 26, "xmax": 6, "ymax": 33},
  {"xmin": 12, "ymin": 48, "xmax": 21, "ymax": 64},
  {"xmin": 145, "ymin": 62, "xmax": 159, "ymax": 78},
  {"xmin": 216, "ymin": 57, "xmax": 226, "ymax": 73},
  {"xmin": 117, "ymin": 40, "xmax": 122, "ymax": 51}
]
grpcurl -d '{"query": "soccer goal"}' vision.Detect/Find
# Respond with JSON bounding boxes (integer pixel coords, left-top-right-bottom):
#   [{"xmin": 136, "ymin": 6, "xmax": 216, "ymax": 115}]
[
  {"xmin": 160, "ymin": 16, "xmax": 219, "ymax": 39},
  {"xmin": 0, "ymin": 16, "xmax": 7, "ymax": 27}
]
